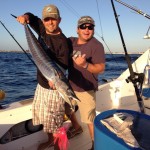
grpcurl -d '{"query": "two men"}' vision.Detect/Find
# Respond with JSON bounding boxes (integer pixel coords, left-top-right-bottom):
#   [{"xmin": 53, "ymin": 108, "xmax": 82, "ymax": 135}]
[{"xmin": 17, "ymin": 5, "xmax": 105, "ymax": 150}]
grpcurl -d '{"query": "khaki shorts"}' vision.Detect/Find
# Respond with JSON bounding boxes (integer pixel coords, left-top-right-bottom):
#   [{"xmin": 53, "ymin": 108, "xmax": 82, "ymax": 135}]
[{"xmin": 75, "ymin": 90, "xmax": 96, "ymax": 124}]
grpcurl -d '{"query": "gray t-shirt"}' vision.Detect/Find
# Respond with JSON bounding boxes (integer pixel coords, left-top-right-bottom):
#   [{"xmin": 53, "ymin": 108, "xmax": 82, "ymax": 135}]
[{"xmin": 68, "ymin": 37, "xmax": 105, "ymax": 91}]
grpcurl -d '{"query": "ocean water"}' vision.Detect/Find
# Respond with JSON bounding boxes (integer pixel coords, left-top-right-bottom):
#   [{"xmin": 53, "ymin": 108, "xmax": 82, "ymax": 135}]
[{"xmin": 0, "ymin": 52, "xmax": 140, "ymax": 105}]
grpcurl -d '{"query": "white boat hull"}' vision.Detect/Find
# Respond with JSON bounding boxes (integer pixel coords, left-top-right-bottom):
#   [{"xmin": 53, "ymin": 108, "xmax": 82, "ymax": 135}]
[{"xmin": 96, "ymin": 49, "xmax": 150, "ymax": 114}]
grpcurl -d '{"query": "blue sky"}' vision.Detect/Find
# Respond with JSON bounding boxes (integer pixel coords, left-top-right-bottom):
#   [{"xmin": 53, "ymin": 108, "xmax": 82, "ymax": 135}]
[{"xmin": 0, "ymin": 0, "xmax": 150, "ymax": 53}]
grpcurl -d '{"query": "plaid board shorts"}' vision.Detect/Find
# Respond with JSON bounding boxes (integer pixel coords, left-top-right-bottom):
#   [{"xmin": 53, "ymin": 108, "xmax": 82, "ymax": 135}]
[{"xmin": 32, "ymin": 84, "xmax": 65, "ymax": 133}]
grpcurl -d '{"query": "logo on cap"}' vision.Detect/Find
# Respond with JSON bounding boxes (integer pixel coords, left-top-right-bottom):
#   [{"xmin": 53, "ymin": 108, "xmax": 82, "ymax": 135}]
[{"xmin": 47, "ymin": 7, "xmax": 52, "ymax": 12}]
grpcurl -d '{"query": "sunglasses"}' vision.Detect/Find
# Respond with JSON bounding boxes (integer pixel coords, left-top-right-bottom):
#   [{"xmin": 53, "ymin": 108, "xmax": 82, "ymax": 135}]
[{"xmin": 79, "ymin": 24, "xmax": 94, "ymax": 30}]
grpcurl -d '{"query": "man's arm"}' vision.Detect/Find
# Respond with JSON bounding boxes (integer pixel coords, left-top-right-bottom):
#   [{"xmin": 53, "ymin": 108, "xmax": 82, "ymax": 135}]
[{"xmin": 73, "ymin": 54, "xmax": 105, "ymax": 74}]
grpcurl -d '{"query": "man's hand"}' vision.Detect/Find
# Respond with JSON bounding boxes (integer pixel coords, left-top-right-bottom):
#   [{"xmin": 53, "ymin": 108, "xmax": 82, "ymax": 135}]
[
  {"xmin": 72, "ymin": 54, "xmax": 87, "ymax": 68},
  {"xmin": 48, "ymin": 81, "xmax": 56, "ymax": 90},
  {"xmin": 16, "ymin": 15, "xmax": 29, "ymax": 25}
]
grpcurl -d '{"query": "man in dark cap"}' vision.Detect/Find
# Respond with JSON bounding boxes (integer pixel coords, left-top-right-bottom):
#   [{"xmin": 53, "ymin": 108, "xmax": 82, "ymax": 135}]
[{"xmin": 68, "ymin": 16, "xmax": 105, "ymax": 150}]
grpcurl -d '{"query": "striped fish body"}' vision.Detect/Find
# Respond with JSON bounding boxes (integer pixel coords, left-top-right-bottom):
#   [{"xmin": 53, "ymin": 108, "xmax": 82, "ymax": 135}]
[{"xmin": 24, "ymin": 25, "xmax": 78, "ymax": 108}]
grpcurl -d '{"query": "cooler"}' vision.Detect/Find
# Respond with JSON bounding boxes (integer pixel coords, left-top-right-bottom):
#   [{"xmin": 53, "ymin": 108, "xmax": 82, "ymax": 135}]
[{"xmin": 94, "ymin": 109, "xmax": 150, "ymax": 150}]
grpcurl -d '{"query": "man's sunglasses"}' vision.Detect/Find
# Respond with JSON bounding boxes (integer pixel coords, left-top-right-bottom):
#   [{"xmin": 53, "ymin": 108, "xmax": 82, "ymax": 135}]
[{"xmin": 79, "ymin": 24, "xmax": 94, "ymax": 30}]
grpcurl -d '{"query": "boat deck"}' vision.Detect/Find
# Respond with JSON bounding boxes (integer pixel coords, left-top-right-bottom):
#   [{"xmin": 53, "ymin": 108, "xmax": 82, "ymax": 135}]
[
  {"xmin": 67, "ymin": 124, "xmax": 92, "ymax": 150},
  {"xmin": 48, "ymin": 111, "xmax": 92, "ymax": 150}
]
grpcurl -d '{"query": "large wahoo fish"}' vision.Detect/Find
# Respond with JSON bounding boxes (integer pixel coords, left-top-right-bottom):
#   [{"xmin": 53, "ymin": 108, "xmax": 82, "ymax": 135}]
[{"xmin": 24, "ymin": 24, "xmax": 78, "ymax": 108}]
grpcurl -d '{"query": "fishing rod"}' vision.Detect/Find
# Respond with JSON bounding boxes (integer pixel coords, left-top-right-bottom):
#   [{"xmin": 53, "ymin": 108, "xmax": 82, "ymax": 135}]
[
  {"xmin": 111, "ymin": 0, "xmax": 145, "ymax": 113},
  {"xmin": 0, "ymin": 15, "xmax": 36, "ymax": 66},
  {"xmin": 115, "ymin": 0, "xmax": 150, "ymax": 20}
]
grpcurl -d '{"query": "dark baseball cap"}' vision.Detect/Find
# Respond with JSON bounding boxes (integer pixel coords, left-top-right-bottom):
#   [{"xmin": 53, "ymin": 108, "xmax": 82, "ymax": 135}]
[{"xmin": 78, "ymin": 16, "xmax": 95, "ymax": 26}]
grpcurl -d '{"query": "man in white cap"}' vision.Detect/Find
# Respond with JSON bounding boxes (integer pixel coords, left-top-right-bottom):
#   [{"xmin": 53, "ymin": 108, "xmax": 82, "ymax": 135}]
[{"xmin": 17, "ymin": 4, "xmax": 82, "ymax": 150}]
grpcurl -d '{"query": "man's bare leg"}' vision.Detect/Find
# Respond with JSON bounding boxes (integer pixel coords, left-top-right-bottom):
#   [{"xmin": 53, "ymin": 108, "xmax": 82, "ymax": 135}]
[
  {"xmin": 70, "ymin": 112, "xmax": 81, "ymax": 130},
  {"xmin": 88, "ymin": 123, "xmax": 94, "ymax": 150},
  {"xmin": 88, "ymin": 123, "xmax": 94, "ymax": 140},
  {"xmin": 37, "ymin": 133, "xmax": 54, "ymax": 150}
]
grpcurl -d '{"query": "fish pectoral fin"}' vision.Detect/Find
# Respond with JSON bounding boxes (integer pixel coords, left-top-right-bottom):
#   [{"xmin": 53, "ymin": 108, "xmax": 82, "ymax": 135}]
[{"xmin": 69, "ymin": 96, "xmax": 80, "ymax": 102}]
